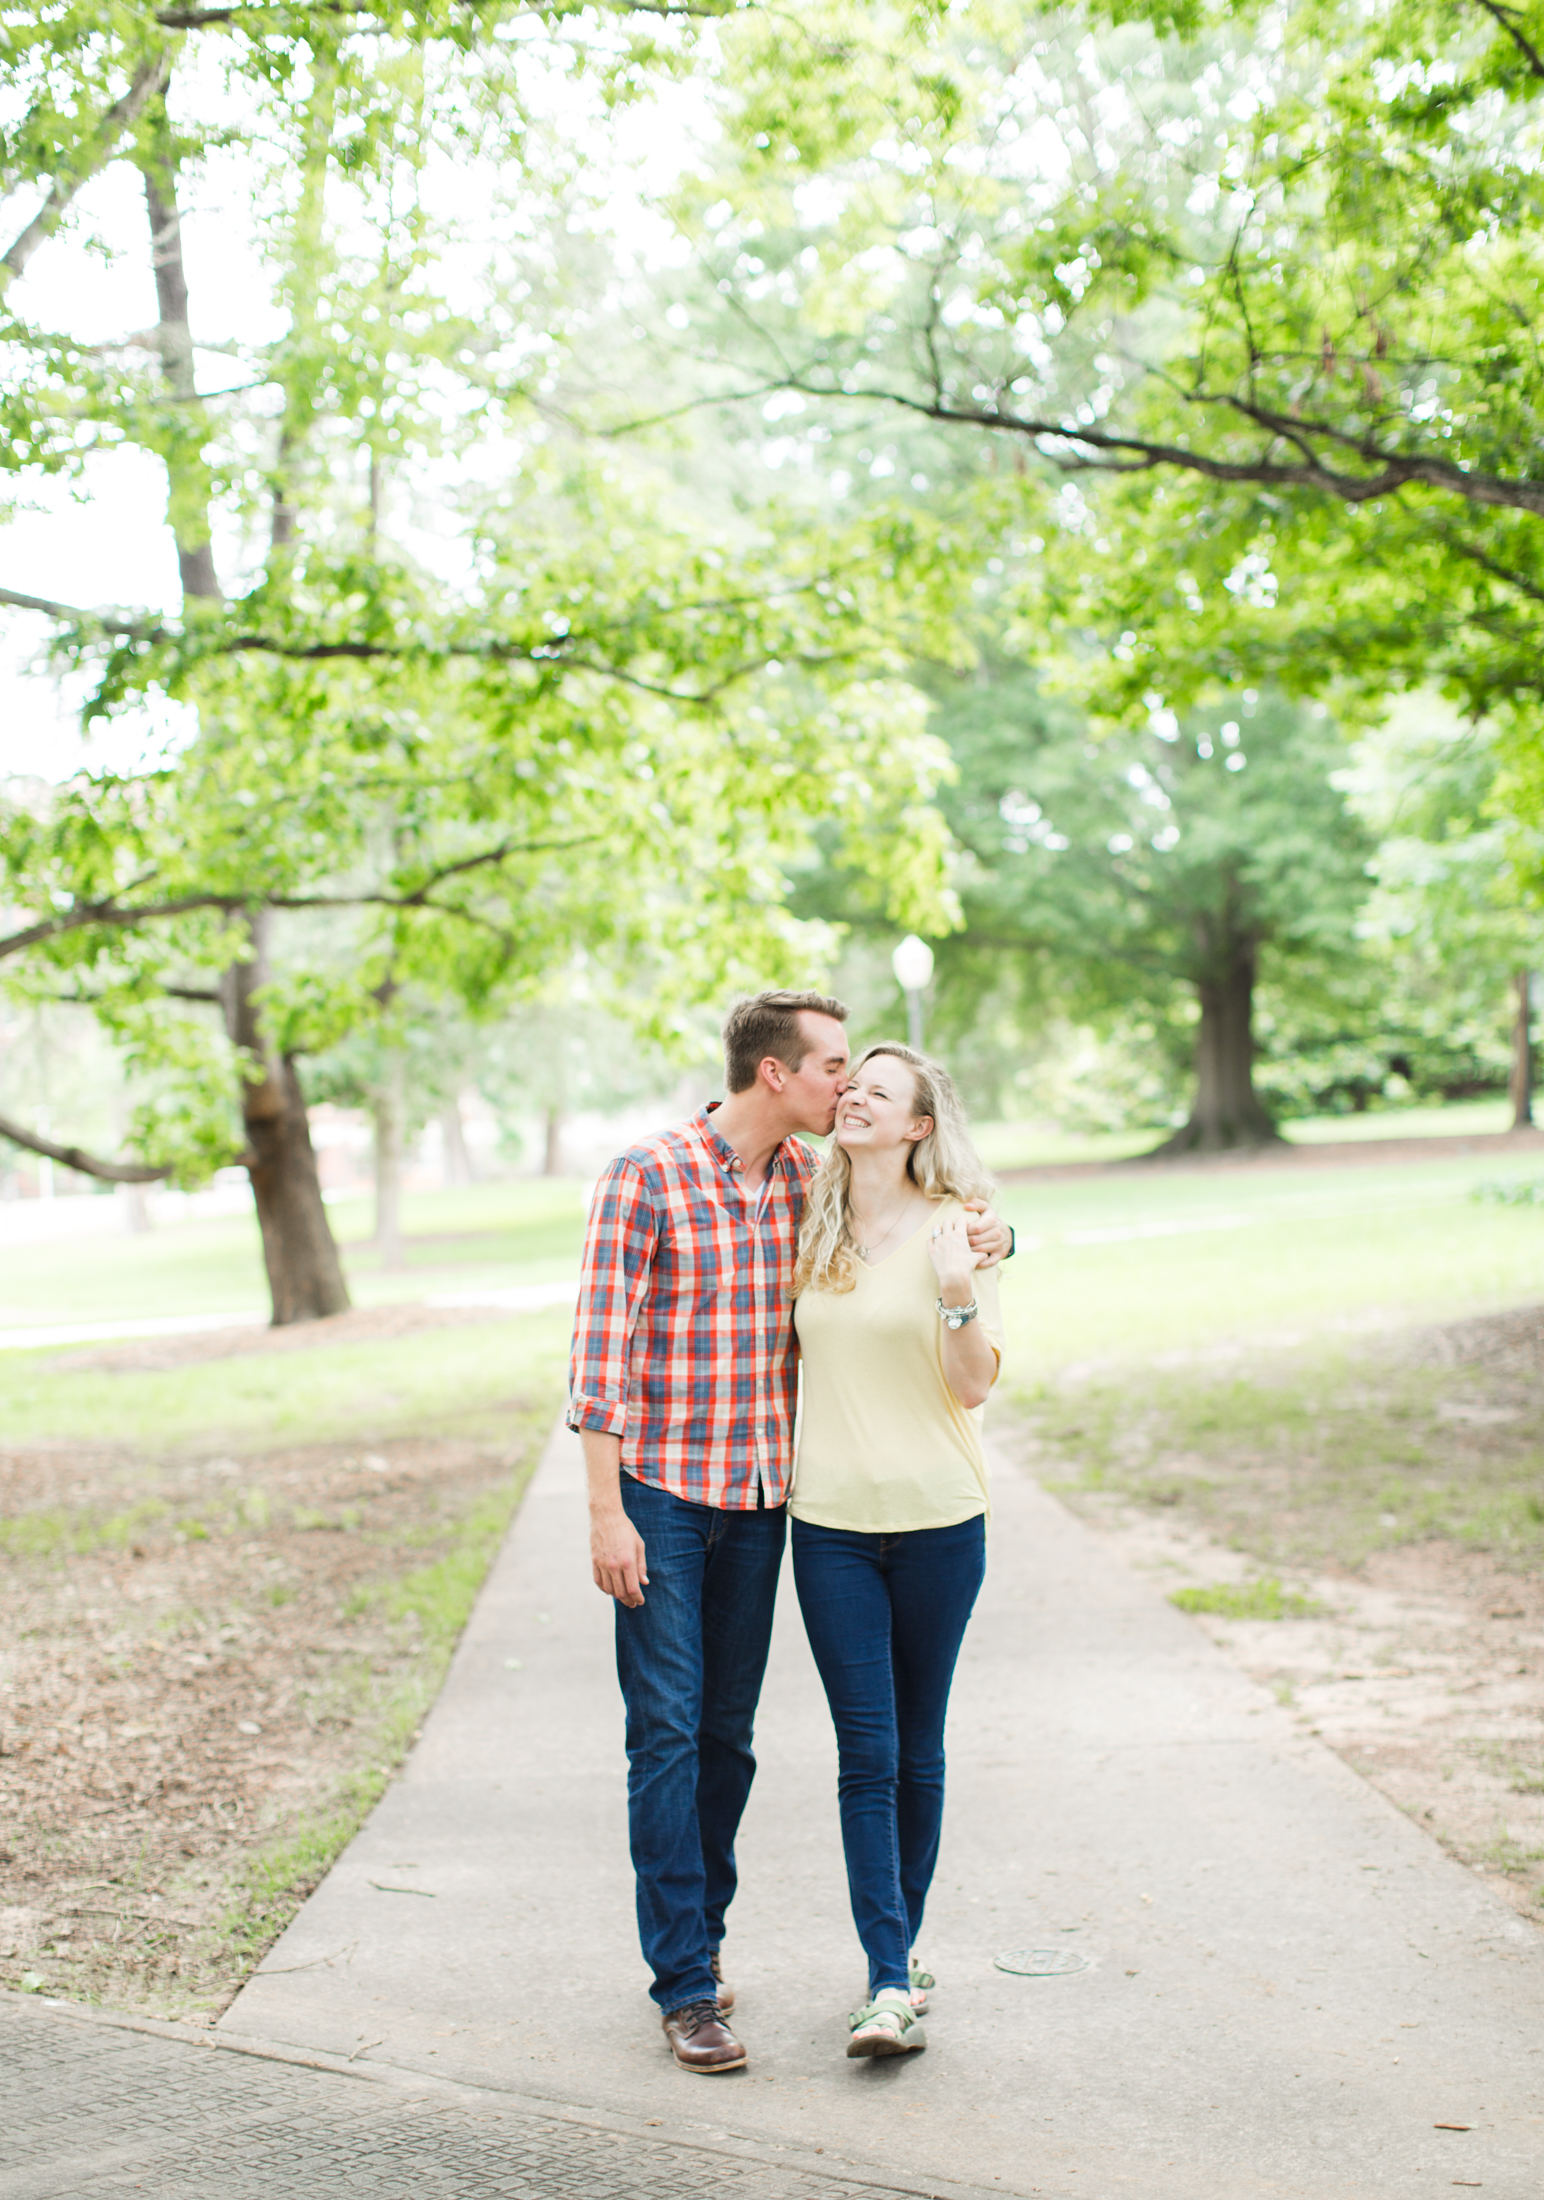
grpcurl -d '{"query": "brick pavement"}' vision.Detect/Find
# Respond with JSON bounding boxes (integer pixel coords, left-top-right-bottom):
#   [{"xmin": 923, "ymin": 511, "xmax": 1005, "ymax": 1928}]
[{"xmin": 1, "ymin": 1995, "xmax": 926, "ymax": 2200}]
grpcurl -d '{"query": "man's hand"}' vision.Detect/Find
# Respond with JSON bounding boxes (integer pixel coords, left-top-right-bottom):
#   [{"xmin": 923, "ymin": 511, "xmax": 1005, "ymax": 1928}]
[
  {"xmin": 961, "ymin": 1198, "xmax": 1013, "ymax": 1269},
  {"xmin": 591, "ymin": 1505, "xmax": 649, "ymax": 1608},
  {"xmin": 581, "ymin": 1428, "xmax": 648, "ymax": 1607}
]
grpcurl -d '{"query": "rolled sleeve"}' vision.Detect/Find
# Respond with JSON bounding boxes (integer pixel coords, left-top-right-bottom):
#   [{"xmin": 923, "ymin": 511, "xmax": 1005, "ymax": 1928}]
[{"xmin": 566, "ymin": 1159, "xmax": 658, "ymax": 1438}]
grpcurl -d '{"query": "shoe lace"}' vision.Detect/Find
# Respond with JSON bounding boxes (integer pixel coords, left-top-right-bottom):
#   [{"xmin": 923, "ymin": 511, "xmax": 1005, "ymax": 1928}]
[{"xmin": 672, "ymin": 1999, "xmax": 722, "ymax": 2035}]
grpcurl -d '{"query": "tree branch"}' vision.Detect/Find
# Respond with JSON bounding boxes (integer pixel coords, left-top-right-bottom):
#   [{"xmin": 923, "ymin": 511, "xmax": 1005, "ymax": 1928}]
[
  {"xmin": 769, "ymin": 372, "xmax": 1544, "ymax": 517},
  {"xmin": 0, "ymin": 1110, "xmax": 172, "ymax": 1183},
  {"xmin": 0, "ymin": 585, "xmax": 166, "ymax": 641},
  {"xmin": 1439, "ymin": 534, "xmax": 1544, "ymax": 608},
  {"xmin": 266, "ymin": 832, "xmax": 601, "ymax": 910},
  {"xmin": 153, "ymin": 0, "xmax": 732, "ymax": 25},
  {"xmin": 0, "ymin": 837, "xmax": 600, "ymax": 963},
  {"xmin": 1, "ymin": 56, "xmax": 172, "ymax": 289},
  {"xmin": 0, "ymin": 894, "xmax": 236, "ymax": 964},
  {"xmin": 1472, "ymin": 0, "xmax": 1544, "ymax": 82},
  {"xmin": 155, "ymin": 3, "xmax": 388, "ymax": 24},
  {"xmin": 0, "ymin": 583, "xmax": 838, "ymax": 702}
]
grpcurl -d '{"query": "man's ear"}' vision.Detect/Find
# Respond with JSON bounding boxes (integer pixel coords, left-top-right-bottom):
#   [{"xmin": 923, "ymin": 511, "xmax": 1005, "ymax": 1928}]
[{"xmin": 759, "ymin": 1054, "xmax": 788, "ymax": 1094}]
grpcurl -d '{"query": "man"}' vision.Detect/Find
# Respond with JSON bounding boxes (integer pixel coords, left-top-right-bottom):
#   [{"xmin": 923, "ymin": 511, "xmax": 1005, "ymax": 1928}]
[{"xmin": 567, "ymin": 990, "xmax": 1010, "ymax": 2073}]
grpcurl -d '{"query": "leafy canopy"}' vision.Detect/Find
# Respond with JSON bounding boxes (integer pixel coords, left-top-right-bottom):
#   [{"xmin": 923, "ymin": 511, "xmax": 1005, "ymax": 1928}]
[
  {"xmin": 0, "ymin": 0, "xmax": 960, "ymax": 1176},
  {"xmin": 686, "ymin": 1, "xmax": 1544, "ymax": 814}
]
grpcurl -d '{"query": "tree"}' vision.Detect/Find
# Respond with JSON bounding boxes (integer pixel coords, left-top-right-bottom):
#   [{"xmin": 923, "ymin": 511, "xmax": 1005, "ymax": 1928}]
[
  {"xmin": 915, "ymin": 653, "xmax": 1374, "ymax": 1149},
  {"xmin": 1342, "ymin": 696, "xmax": 1544, "ymax": 1125},
  {"xmin": 678, "ymin": 1, "xmax": 1544, "ymax": 809},
  {"xmin": 0, "ymin": 4, "xmax": 957, "ymax": 1320}
]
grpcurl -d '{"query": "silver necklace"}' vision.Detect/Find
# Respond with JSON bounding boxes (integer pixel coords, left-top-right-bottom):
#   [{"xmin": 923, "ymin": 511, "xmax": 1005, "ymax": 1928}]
[{"xmin": 852, "ymin": 1196, "xmax": 916, "ymax": 1261}]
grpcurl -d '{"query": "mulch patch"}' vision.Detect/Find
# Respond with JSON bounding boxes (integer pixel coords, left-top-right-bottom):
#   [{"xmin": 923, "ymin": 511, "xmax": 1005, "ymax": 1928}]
[{"xmin": 0, "ymin": 1418, "xmax": 542, "ymax": 2020}]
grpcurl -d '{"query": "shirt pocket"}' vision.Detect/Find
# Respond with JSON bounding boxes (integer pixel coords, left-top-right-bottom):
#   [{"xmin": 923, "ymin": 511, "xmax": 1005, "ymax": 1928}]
[{"xmin": 659, "ymin": 1188, "xmax": 737, "ymax": 1307}]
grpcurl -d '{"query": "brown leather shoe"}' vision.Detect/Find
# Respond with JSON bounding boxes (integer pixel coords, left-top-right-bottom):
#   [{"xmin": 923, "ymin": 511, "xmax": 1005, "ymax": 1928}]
[
  {"xmin": 662, "ymin": 1998, "xmax": 747, "ymax": 2073},
  {"xmin": 710, "ymin": 1948, "xmax": 735, "ymax": 2014}
]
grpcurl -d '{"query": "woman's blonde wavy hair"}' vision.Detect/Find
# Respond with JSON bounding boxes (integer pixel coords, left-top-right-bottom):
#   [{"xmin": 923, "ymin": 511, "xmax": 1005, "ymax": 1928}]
[{"xmin": 792, "ymin": 1042, "xmax": 996, "ymax": 1297}]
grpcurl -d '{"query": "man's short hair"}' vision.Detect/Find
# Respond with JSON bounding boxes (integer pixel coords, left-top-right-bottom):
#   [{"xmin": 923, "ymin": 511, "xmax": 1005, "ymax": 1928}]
[{"xmin": 722, "ymin": 990, "xmax": 849, "ymax": 1094}]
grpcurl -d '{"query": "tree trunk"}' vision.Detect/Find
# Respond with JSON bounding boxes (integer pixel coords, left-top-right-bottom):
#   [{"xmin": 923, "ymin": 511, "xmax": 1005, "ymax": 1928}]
[
  {"xmin": 374, "ymin": 1054, "xmax": 405, "ymax": 1267},
  {"xmin": 140, "ymin": 92, "xmax": 342, "ymax": 1325},
  {"xmin": 1510, "ymin": 970, "xmax": 1533, "ymax": 1130},
  {"xmin": 140, "ymin": 99, "xmax": 221, "ymax": 605},
  {"xmin": 1148, "ymin": 937, "xmax": 1281, "ymax": 1157},
  {"xmin": 542, "ymin": 1104, "xmax": 565, "ymax": 1177},
  {"xmin": 269, "ymin": 58, "xmax": 333, "ymax": 558},
  {"xmin": 440, "ymin": 1095, "xmax": 477, "ymax": 1185},
  {"xmin": 118, "ymin": 1181, "xmax": 152, "ymax": 1232},
  {"xmin": 224, "ymin": 910, "xmax": 350, "ymax": 1325},
  {"xmin": 2, "ymin": 55, "xmax": 171, "ymax": 291}
]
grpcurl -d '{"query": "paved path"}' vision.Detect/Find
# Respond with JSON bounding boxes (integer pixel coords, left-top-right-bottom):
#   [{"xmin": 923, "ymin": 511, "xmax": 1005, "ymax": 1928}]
[
  {"xmin": 0, "ymin": 1991, "xmax": 907, "ymax": 2199},
  {"xmin": 12, "ymin": 1424, "xmax": 1544, "ymax": 2196},
  {"xmin": 216, "ymin": 1423, "xmax": 1544, "ymax": 2198}
]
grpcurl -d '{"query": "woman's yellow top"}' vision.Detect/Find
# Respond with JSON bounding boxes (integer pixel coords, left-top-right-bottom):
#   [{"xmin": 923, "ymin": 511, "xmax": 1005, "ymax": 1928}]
[{"xmin": 790, "ymin": 1197, "xmax": 1004, "ymax": 1534}]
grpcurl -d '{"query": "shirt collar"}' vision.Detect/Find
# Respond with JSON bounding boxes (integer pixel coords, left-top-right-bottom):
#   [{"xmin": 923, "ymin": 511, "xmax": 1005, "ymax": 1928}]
[{"xmin": 697, "ymin": 1100, "xmax": 788, "ymax": 1182}]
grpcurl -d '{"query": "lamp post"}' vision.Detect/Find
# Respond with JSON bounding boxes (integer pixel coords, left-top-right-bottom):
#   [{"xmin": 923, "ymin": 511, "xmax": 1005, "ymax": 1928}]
[{"xmin": 891, "ymin": 934, "xmax": 935, "ymax": 1052}]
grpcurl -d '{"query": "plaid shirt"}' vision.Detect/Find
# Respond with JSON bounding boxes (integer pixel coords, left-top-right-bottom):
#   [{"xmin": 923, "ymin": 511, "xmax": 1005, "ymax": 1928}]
[{"xmin": 566, "ymin": 1104, "xmax": 818, "ymax": 1509}]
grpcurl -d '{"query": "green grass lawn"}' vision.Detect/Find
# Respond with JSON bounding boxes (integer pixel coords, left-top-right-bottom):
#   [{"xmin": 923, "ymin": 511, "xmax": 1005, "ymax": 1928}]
[
  {"xmin": 993, "ymin": 1153, "xmax": 1544, "ymax": 1382},
  {"xmin": 1282, "ymin": 1096, "xmax": 1513, "ymax": 1143},
  {"xmin": 986, "ymin": 1147, "xmax": 1544, "ymax": 1586},
  {"xmin": 0, "ymin": 1304, "xmax": 575, "ymax": 1452},
  {"xmin": 1022, "ymin": 1342, "xmax": 1544, "ymax": 1576},
  {"xmin": 5, "ymin": 1131, "xmax": 1543, "ymax": 1383},
  {"xmin": 8, "ymin": 1134, "xmax": 1541, "ymax": 1588},
  {"xmin": 969, "ymin": 1095, "xmax": 1516, "ymax": 1172},
  {"xmin": 0, "ymin": 1178, "xmax": 589, "ymax": 1330}
]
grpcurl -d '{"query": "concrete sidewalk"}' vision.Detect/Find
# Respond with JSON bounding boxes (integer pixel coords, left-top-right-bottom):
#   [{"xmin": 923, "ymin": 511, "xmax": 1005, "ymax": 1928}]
[
  {"xmin": 0, "ymin": 1991, "xmax": 906, "ymax": 2200},
  {"xmin": 216, "ymin": 1423, "xmax": 1544, "ymax": 2199}
]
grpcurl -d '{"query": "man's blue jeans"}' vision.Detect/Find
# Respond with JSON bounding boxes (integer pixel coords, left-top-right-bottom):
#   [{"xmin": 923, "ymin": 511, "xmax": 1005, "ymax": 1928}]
[
  {"xmin": 792, "ymin": 1512, "xmax": 986, "ymax": 1998},
  {"xmin": 614, "ymin": 1473, "xmax": 786, "ymax": 2013}
]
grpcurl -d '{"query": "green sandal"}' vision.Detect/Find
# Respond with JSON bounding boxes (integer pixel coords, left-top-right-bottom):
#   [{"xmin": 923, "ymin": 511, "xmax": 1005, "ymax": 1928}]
[
  {"xmin": 908, "ymin": 1953, "xmax": 935, "ymax": 2010},
  {"xmin": 847, "ymin": 1989, "xmax": 927, "ymax": 2058}
]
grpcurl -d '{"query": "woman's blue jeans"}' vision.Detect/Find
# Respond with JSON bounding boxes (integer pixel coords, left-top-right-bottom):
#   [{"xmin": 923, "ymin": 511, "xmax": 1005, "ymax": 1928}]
[
  {"xmin": 614, "ymin": 1473, "xmax": 786, "ymax": 2013},
  {"xmin": 792, "ymin": 1512, "xmax": 986, "ymax": 1998}
]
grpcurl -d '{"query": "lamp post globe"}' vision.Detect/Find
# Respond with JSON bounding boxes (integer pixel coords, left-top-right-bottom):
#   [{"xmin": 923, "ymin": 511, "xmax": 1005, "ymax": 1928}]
[{"xmin": 891, "ymin": 935, "xmax": 934, "ymax": 1051}]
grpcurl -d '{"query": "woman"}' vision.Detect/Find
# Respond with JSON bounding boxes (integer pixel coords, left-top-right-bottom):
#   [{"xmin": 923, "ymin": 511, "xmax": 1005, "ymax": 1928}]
[{"xmin": 790, "ymin": 1041, "xmax": 1003, "ymax": 2059}]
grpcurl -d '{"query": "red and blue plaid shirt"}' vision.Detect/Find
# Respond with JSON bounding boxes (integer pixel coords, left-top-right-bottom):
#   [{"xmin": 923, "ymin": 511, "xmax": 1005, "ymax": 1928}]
[{"xmin": 566, "ymin": 1104, "xmax": 819, "ymax": 1509}]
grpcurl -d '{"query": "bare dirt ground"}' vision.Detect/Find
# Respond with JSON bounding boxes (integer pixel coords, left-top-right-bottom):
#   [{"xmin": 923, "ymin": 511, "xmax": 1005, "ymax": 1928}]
[
  {"xmin": 1005, "ymin": 1301, "xmax": 1544, "ymax": 1929},
  {"xmin": 0, "ymin": 1305, "xmax": 552, "ymax": 2020},
  {"xmin": 1058, "ymin": 1500, "xmax": 1544, "ymax": 1921}
]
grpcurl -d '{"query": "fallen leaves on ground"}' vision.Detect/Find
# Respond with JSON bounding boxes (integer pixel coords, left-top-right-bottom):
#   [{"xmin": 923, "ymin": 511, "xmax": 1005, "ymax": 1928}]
[{"xmin": 0, "ymin": 1414, "xmax": 545, "ymax": 2019}]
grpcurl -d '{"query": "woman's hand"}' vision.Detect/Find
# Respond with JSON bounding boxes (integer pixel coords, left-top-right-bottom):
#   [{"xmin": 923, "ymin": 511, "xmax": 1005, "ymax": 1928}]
[
  {"xmin": 929, "ymin": 1215, "xmax": 999, "ymax": 1407},
  {"xmin": 959, "ymin": 1199, "xmax": 1012, "ymax": 1268},
  {"xmin": 928, "ymin": 1213, "xmax": 981, "ymax": 1305}
]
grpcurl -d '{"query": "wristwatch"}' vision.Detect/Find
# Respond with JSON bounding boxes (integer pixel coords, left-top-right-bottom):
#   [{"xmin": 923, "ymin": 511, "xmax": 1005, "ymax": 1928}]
[{"xmin": 937, "ymin": 1295, "xmax": 979, "ymax": 1330}]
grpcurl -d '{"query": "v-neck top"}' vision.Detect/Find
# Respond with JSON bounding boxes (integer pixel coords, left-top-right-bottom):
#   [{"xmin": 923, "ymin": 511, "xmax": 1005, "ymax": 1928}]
[{"xmin": 790, "ymin": 1198, "xmax": 1004, "ymax": 1534}]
